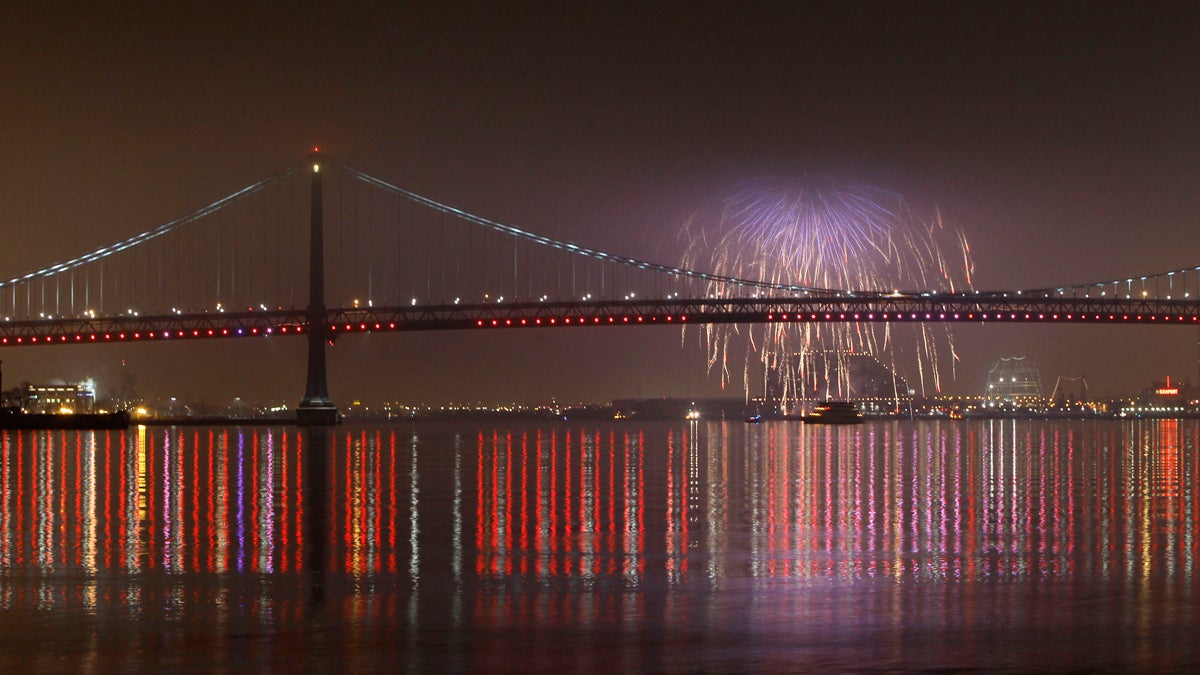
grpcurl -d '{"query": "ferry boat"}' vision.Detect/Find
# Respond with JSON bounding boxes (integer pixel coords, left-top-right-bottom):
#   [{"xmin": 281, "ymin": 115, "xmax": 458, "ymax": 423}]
[{"xmin": 804, "ymin": 401, "xmax": 863, "ymax": 424}]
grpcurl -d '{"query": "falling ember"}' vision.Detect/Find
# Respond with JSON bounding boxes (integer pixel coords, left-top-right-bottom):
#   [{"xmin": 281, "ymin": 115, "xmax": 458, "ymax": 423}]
[{"xmin": 679, "ymin": 177, "xmax": 974, "ymax": 411}]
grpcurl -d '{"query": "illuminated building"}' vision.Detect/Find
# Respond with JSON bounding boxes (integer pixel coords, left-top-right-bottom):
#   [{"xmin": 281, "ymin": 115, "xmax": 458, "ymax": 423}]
[
  {"xmin": 25, "ymin": 382, "xmax": 95, "ymax": 413},
  {"xmin": 1127, "ymin": 375, "xmax": 1199, "ymax": 416}
]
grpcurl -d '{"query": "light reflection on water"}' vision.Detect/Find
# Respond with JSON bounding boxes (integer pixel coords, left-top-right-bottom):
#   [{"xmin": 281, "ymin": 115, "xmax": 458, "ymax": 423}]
[{"xmin": 0, "ymin": 419, "xmax": 1197, "ymax": 671}]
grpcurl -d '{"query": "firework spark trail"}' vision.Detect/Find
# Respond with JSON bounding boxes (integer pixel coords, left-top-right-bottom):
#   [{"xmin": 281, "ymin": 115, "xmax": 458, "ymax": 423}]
[{"xmin": 680, "ymin": 178, "xmax": 974, "ymax": 411}]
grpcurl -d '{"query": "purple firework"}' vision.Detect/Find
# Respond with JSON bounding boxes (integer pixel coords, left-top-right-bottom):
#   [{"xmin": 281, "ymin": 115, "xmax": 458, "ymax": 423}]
[{"xmin": 679, "ymin": 178, "xmax": 974, "ymax": 410}]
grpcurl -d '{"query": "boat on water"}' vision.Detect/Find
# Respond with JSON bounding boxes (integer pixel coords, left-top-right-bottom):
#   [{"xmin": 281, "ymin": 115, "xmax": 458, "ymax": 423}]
[
  {"xmin": 804, "ymin": 401, "xmax": 864, "ymax": 424},
  {"xmin": 0, "ymin": 408, "xmax": 131, "ymax": 430}
]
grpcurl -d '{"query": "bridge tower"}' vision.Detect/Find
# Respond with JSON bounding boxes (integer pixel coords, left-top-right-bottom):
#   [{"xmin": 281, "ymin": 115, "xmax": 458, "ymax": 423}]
[{"xmin": 297, "ymin": 150, "xmax": 339, "ymax": 425}]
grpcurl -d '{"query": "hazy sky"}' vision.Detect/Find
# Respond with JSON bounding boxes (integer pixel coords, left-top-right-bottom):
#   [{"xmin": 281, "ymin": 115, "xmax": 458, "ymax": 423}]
[{"xmin": 3, "ymin": 2, "xmax": 1200, "ymax": 405}]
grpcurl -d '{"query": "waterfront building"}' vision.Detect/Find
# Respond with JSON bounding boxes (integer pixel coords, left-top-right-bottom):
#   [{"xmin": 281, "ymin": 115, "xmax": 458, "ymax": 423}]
[{"xmin": 25, "ymin": 382, "xmax": 95, "ymax": 413}]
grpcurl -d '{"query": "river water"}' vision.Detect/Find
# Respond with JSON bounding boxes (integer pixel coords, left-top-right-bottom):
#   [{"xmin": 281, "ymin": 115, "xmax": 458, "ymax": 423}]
[{"xmin": 0, "ymin": 418, "xmax": 1198, "ymax": 672}]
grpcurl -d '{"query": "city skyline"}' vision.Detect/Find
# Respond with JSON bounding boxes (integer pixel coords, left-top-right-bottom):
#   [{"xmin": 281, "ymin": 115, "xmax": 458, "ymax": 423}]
[{"xmin": 4, "ymin": 3, "xmax": 1200, "ymax": 404}]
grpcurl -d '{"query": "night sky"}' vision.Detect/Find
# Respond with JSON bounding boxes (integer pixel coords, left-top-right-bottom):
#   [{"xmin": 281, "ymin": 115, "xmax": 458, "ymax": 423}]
[{"xmin": 4, "ymin": 2, "xmax": 1200, "ymax": 406}]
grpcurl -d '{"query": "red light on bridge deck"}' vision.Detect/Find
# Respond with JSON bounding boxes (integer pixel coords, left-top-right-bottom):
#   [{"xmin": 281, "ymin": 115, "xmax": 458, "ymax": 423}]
[
  {"xmin": 251, "ymin": 328, "xmax": 258, "ymax": 334},
  {"xmin": 622, "ymin": 317, "xmax": 628, "ymax": 323},
  {"xmin": 359, "ymin": 323, "xmax": 366, "ymax": 330},
  {"xmin": 535, "ymin": 318, "xmax": 542, "ymax": 325},
  {"xmin": 15, "ymin": 338, "xmax": 22, "ymax": 344},
  {"xmin": 505, "ymin": 319, "xmax": 512, "ymax": 326},
  {"xmin": 520, "ymin": 319, "xmax": 527, "ymax": 325},
  {"xmin": 477, "ymin": 320, "xmax": 483, "ymax": 327},
  {"xmin": 593, "ymin": 317, "xmax": 600, "ymax": 324},
  {"xmin": 636, "ymin": 316, "xmax": 643, "ymax": 322},
  {"xmin": 222, "ymin": 329, "xmax": 228, "ymax": 335},
  {"xmin": 491, "ymin": 320, "xmax": 498, "ymax": 326},
  {"xmin": 1, "ymin": 338, "xmax": 7, "ymax": 344},
  {"xmin": 177, "ymin": 331, "xmax": 185, "ymax": 337},
  {"xmin": 374, "ymin": 323, "xmax": 381, "ymax": 329}
]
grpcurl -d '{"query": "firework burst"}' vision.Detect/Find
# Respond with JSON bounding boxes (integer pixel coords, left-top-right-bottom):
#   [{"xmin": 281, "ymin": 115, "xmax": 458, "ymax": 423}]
[{"xmin": 679, "ymin": 177, "xmax": 974, "ymax": 410}]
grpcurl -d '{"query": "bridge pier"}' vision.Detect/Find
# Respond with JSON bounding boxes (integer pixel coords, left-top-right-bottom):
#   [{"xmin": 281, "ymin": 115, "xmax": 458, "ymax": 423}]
[{"xmin": 297, "ymin": 150, "xmax": 339, "ymax": 426}]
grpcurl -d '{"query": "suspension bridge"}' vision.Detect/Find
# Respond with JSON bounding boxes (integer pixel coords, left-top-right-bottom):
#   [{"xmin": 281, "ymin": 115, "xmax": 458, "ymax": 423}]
[{"xmin": 3, "ymin": 151, "xmax": 1198, "ymax": 422}]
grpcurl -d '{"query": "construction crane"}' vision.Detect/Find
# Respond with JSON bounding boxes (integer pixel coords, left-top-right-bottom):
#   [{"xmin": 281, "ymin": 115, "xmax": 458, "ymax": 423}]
[{"xmin": 1049, "ymin": 376, "xmax": 1089, "ymax": 406}]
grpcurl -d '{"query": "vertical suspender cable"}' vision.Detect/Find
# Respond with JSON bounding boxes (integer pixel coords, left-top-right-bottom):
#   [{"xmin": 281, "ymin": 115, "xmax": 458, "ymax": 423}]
[
  {"xmin": 401, "ymin": 195, "xmax": 409, "ymax": 303},
  {"xmin": 425, "ymin": 196, "xmax": 432, "ymax": 301},
  {"xmin": 231, "ymin": 200, "xmax": 238, "ymax": 309},
  {"xmin": 367, "ymin": 181, "xmax": 373, "ymax": 303},
  {"xmin": 215, "ymin": 207, "xmax": 222, "ymax": 308}
]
